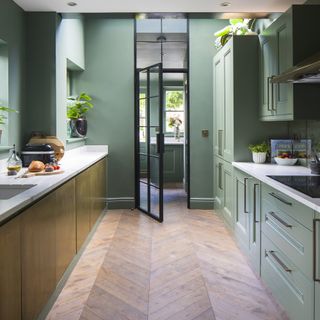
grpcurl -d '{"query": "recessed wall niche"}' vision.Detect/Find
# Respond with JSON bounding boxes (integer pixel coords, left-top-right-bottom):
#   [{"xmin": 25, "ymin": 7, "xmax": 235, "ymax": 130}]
[{"xmin": 0, "ymin": 39, "xmax": 9, "ymax": 146}]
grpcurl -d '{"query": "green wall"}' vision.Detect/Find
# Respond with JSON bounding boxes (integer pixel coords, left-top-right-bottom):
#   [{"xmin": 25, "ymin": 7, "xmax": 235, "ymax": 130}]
[
  {"xmin": 23, "ymin": 12, "xmax": 58, "ymax": 143},
  {"xmin": 73, "ymin": 17, "xmax": 135, "ymax": 209},
  {"xmin": 189, "ymin": 19, "xmax": 228, "ymax": 209},
  {"xmin": 0, "ymin": 0, "xmax": 26, "ymax": 156}
]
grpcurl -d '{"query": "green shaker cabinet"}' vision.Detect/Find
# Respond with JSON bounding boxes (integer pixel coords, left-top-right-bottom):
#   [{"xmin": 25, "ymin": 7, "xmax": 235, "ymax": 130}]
[
  {"xmin": 234, "ymin": 169, "xmax": 261, "ymax": 275},
  {"xmin": 315, "ymin": 211, "xmax": 320, "ymax": 320},
  {"xmin": 259, "ymin": 5, "xmax": 320, "ymax": 121}
]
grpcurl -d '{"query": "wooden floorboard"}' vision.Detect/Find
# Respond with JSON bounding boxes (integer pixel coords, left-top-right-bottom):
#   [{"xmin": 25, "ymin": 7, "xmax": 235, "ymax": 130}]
[{"xmin": 46, "ymin": 189, "xmax": 288, "ymax": 320}]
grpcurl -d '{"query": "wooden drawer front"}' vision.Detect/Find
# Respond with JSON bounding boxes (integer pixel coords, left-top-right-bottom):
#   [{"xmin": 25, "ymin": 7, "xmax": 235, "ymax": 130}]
[
  {"xmin": 261, "ymin": 183, "xmax": 314, "ymax": 230},
  {"xmin": 261, "ymin": 234, "xmax": 314, "ymax": 320},
  {"xmin": 262, "ymin": 199, "xmax": 313, "ymax": 279}
]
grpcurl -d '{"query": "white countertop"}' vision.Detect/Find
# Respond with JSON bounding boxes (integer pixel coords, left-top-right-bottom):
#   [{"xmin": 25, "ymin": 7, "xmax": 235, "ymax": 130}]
[
  {"xmin": 150, "ymin": 137, "xmax": 184, "ymax": 145},
  {"xmin": 232, "ymin": 162, "xmax": 320, "ymax": 212},
  {"xmin": 0, "ymin": 145, "xmax": 108, "ymax": 224}
]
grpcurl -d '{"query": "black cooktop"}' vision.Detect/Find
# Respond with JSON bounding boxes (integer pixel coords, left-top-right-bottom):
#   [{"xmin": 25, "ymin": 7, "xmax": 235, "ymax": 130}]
[{"xmin": 268, "ymin": 175, "xmax": 320, "ymax": 198}]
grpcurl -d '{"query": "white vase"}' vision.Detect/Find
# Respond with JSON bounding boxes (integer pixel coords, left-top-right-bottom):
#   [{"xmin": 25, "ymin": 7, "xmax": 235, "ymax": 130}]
[
  {"xmin": 174, "ymin": 126, "xmax": 180, "ymax": 141},
  {"xmin": 252, "ymin": 152, "xmax": 266, "ymax": 164}
]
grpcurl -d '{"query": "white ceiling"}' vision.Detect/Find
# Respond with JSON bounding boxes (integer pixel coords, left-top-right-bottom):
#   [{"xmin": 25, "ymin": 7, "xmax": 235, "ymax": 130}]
[{"xmin": 12, "ymin": 0, "xmax": 306, "ymax": 13}]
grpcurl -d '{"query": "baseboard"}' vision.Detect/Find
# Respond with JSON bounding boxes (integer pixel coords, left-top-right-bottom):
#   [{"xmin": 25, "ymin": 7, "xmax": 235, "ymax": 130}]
[
  {"xmin": 107, "ymin": 197, "xmax": 135, "ymax": 209},
  {"xmin": 189, "ymin": 197, "xmax": 215, "ymax": 209}
]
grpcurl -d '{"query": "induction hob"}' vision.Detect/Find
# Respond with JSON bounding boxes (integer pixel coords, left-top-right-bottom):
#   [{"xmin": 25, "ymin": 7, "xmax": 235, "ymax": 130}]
[{"xmin": 268, "ymin": 175, "xmax": 320, "ymax": 198}]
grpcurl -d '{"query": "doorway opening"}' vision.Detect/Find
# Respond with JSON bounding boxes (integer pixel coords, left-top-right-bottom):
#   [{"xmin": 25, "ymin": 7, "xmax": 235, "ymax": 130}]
[{"xmin": 135, "ymin": 14, "xmax": 190, "ymax": 221}]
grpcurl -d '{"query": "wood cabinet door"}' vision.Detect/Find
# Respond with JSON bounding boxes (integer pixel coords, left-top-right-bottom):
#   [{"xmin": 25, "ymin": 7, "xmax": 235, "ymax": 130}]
[
  {"xmin": 76, "ymin": 167, "xmax": 91, "ymax": 251},
  {"xmin": 213, "ymin": 54, "xmax": 224, "ymax": 158},
  {"xmin": 89, "ymin": 159, "xmax": 106, "ymax": 228},
  {"xmin": 21, "ymin": 193, "xmax": 56, "ymax": 320},
  {"xmin": 0, "ymin": 217, "xmax": 21, "ymax": 320},
  {"xmin": 55, "ymin": 178, "xmax": 76, "ymax": 282}
]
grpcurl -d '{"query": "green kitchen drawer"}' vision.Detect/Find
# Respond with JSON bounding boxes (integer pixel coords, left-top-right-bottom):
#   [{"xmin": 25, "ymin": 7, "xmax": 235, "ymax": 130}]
[
  {"xmin": 262, "ymin": 199, "xmax": 313, "ymax": 279},
  {"xmin": 261, "ymin": 183, "xmax": 314, "ymax": 230},
  {"xmin": 261, "ymin": 233, "xmax": 314, "ymax": 320}
]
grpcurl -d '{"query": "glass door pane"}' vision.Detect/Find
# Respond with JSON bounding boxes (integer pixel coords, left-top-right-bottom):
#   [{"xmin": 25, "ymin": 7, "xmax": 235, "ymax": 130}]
[{"xmin": 137, "ymin": 63, "xmax": 164, "ymax": 222}]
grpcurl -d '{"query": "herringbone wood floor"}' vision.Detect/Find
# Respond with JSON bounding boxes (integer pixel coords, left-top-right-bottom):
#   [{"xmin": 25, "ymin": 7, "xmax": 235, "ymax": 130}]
[{"xmin": 46, "ymin": 189, "xmax": 288, "ymax": 320}]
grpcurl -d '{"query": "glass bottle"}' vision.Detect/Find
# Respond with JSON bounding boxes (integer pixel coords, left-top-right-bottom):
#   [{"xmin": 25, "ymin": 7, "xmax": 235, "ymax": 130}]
[{"xmin": 7, "ymin": 144, "xmax": 22, "ymax": 174}]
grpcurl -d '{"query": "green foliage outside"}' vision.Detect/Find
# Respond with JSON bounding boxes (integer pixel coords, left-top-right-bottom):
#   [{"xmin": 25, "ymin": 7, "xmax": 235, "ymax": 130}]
[
  {"xmin": 166, "ymin": 91, "xmax": 183, "ymax": 109},
  {"xmin": 0, "ymin": 106, "xmax": 18, "ymax": 124}
]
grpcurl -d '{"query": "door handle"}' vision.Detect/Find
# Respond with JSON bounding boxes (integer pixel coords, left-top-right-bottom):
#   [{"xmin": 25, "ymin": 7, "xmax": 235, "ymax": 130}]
[
  {"xmin": 156, "ymin": 133, "xmax": 164, "ymax": 154},
  {"xmin": 314, "ymin": 219, "xmax": 320, "ymax": 282},
  {"xmin": 244, "ymin": 178, "xmax": 249, "ymax": 213}
]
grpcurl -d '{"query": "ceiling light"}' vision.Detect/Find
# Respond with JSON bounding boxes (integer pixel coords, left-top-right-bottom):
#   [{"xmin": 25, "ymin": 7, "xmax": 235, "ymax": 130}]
[
  {"xmin": 67, "ymin": 2, "xmax": 77, "ymax": 6},
  {"xmin": 220, "ymin": 2, "xmax": 231, "ymax": 7}
]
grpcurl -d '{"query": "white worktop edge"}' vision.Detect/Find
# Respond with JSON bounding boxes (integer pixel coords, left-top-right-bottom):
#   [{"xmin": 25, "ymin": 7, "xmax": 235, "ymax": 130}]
[{"xmin": 232, "ymin": 162, "xmax": 320, "ymax": 212}]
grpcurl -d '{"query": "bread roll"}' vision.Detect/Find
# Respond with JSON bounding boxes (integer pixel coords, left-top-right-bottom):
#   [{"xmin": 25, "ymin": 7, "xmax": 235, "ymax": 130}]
[{"xmin": 28, "ymin": 160, "xmax": 45, "ymax": 172}]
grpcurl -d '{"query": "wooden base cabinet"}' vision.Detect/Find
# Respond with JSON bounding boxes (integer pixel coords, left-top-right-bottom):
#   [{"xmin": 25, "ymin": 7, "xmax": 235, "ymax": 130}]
[
  {"xmin": 0, "ymin": 217, "xmax": 21, "ymax": 320},
  {"xmin": 21, "ymin": 192, "xmax": 57, "ymax": 320}
]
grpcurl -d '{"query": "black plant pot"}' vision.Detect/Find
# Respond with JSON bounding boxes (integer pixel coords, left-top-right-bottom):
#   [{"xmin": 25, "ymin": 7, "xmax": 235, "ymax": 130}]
[{"xmin": 69, "ymin": 118, "xmax": 87, "ymax": 138}]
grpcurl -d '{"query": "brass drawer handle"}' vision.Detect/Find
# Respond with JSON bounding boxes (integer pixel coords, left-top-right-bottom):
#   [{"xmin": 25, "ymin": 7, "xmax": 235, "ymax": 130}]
[
  {"xmin": 266, "ymin": 250, "xmax": 292, "ymax": 273},
  {"xmin": 266, "ymin": 211, "xmax": 293, "ymax": 228},
  {"xmin": 269, "ymin": 192, "xmax": 292, "ymax": 206},
  {"xmin": 314, "ymin": 219, "xmax": 320, "ymax": 282}
]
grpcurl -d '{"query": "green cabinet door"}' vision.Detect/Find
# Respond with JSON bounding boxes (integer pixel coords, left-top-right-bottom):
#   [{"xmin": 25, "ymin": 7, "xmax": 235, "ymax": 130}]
[
  {"xmin": 248, "ymin": 178, "xmax": 261, "ymax": 275},
  {"xmin": 213, "ymin": 55, "xmax": 224, "ymax": 158},
  {"xmin": 234, "ymin": 169, "xmax": 250, "ymax": 252},
  {"xmin": 315, "ymin": 211, "xmax": 320, "ymax": 320},
  {"xmin": 213, "ymin": 156, "xmax": 224, "ymax": 215},
  {"xmin": 222, "ymin": 160, "xmax": 233, "ymax": 228},
  {"xmin": 223, "ymin": 47, "xmax": 234, "ymax": 163}
]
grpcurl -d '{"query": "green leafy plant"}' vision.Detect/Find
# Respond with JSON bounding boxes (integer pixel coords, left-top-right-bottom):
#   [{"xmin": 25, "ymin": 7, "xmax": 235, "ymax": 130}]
[
  {"xmin": 0, "ymin": 105, "xmax": 18, "ymax": 124},
  {"xmin": 67, "ymin": 92, "xmax": 93, "ymax": 120},
  {"xmin": 214, "ymin": 19, "xmax": 256, "ymax": 49},
  {"xmin": 248, "ymin": 141, "xmax": 269, "ymax": 153},
  {"xmin": 166, "ymin": 91, "xmax": 183, "ymax": 109}
]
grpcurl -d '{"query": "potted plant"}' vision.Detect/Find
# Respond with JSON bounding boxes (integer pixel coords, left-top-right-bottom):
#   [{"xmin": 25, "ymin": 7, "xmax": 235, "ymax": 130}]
[
  {"xmin": 249, "ymin": 142, "xmax": 269, "ymax": 164},
  {"xmin": 67, "ymin": 92, "xmax": 93, "ymax": 138},
  {"xmin": 214, "ymin": 19, "xmax": 256, "ymax": 49},
  {"xmin": 0, "ymin": 105, "xmax": 18, "ymax": 143},
  {"xmin": 168, "ymin": 115, "xmax": 182, "ymax": 141}
]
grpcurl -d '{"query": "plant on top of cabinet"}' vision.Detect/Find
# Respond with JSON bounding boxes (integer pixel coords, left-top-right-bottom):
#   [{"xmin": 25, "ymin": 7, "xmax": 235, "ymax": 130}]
[
  {"xmin": 67, "ymin": 92, "xmax": 93, "ymax": 138},
  {"xmin": 214, "ymin": 19, "xmax": 256, "ymax": 49},
  {"xmin": 248, "ymin": 141, "xmax": 269, "ymax": 164}
]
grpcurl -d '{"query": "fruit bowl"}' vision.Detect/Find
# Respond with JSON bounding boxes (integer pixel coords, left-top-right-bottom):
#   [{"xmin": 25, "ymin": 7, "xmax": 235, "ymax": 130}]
[{"xmin": 274, "ymin": 157, "xmax": 298, "ymax": 166}]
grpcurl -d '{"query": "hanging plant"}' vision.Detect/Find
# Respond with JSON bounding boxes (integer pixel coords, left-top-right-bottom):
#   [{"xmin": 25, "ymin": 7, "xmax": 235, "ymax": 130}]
[{"xmin": 214, "ymin": 19, "xmax": 256, "ymax": 50}]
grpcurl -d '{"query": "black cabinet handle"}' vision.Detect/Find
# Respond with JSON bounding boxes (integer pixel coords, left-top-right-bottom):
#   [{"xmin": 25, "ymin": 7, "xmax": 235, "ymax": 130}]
[
  {"xmin": 314, "ymin": 219, "xmax": 320, "ymax": 282},
  {"xmin": 266, "ymin": 211, "xmax": 293, "ymax": 228},
  {"xmin": 244, "ymin": 178, "xmax": 249, "ymax": 213},
  {"xmin": 266, "ymin": 250, "xmax": 292, "ymax": 273},
  {"xmin": 269, "ymin": 192, "xmax": 292, "ymax": 206},
  {"xmin": 253, "ymin": 183, "xmax": 259, "ymax": 224}
]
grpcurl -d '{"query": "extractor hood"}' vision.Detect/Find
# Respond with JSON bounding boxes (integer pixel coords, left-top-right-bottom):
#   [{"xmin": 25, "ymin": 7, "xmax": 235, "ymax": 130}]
[{"xmin": 271, "ymin": 52, "xmax": 320, "ymax": 84}]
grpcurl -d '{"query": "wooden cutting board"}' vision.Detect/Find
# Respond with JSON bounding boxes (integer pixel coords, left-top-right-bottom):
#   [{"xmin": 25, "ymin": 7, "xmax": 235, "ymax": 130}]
[{"xmin": 19, "ymin": 170, "xmax": 65, "ymax": 178}]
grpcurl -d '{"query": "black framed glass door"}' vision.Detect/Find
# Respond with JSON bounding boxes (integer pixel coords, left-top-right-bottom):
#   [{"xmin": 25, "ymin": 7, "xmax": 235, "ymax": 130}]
[{"xmin": 136, "ymin": 63, "xmax": 164, "ymax": 222}]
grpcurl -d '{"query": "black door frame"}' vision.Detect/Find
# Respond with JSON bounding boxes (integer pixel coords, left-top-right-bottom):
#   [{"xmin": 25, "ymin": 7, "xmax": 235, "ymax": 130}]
[{"xmin": 134, "ymin": 18, "xmax": 191, "ymax": 215}]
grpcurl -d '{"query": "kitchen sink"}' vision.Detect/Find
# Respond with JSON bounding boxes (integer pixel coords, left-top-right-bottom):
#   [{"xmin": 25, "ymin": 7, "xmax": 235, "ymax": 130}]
[{"xmin": 0, "ymin": 184, "xmax": 36, "ymax": 200}]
